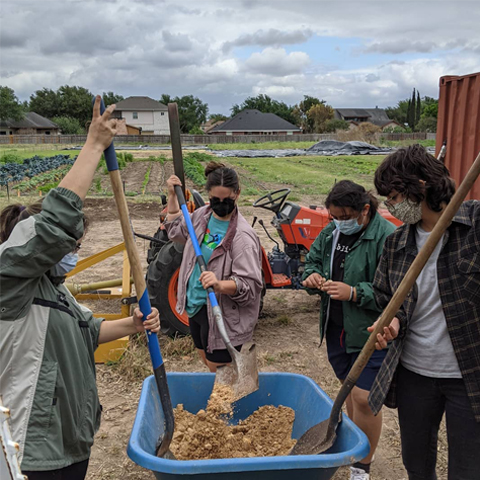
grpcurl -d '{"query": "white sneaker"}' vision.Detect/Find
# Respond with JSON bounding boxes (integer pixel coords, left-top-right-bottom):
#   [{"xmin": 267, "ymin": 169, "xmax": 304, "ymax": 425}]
[{"xmin": 350, "ymin": 466, "xmax": 370, "ymax": 480}]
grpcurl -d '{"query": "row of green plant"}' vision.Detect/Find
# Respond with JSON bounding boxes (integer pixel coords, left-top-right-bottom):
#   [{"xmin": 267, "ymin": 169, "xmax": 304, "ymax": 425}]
[
  {"xmin": 183, "ymin": 152, "xmax": 209, "ymax": 186},
  {"xmin": 142, "ymin": 164, "xmax": 152, "ymax": 192},
  {"xmin": 15, "ymin": 166, "xmax": 70, "ymax": 193},
  {"xmin": 97, "ymin": 152, "xmax": 134, "ymax": 174}
]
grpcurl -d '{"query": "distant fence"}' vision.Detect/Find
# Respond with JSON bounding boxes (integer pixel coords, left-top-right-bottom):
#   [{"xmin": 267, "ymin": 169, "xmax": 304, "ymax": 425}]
[{"xmin": 0, "ymin": 132, "xmax": 435, "ymax": 145}]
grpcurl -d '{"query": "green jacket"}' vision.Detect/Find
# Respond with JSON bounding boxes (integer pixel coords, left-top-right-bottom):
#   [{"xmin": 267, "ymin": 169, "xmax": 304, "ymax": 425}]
[
  {"xmin": 303, "ymin": 212, "xmax": 396, "ymax": 353},
  {"xmin": 0, "ymin": 188, "xmax": 103, "ymax": 471}
]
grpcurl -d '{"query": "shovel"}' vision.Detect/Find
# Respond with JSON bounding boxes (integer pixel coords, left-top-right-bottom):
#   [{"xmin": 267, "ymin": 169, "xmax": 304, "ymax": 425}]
[
  {"xmin": 174, "ymin": 185, "xmax": 259, "ymax": 401},
  {"xmin": 291, "ymin": 149, "xmax": 480, "ymax": 456},
  {"xmin": 95, "ymin": 98, "xmax": 175, "ymax": 458}
]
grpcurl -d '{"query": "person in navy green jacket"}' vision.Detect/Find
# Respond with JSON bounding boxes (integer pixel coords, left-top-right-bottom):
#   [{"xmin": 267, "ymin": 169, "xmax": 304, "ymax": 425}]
[{"xmin": 302, "ymin": 180, "xmax": 396, "ymax": 480}]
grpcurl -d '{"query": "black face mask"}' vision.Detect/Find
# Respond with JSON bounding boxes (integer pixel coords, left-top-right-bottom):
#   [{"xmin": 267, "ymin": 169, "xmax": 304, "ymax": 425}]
[{"xmin": 209, "ymin": 196, "xmax": 236, "ymax": 217}]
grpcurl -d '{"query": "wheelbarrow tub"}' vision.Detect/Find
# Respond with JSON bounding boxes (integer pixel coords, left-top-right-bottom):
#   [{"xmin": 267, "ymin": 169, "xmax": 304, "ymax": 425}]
[{"xmin": 127, "ymin": 372, "xmax": 369, "ymax": 480}]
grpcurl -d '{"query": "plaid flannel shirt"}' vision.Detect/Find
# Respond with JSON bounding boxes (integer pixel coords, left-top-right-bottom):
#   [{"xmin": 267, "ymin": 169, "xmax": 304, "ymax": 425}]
[{"xmin": 369, "ymin": 200, "xmax": 480, "ymax": 422}]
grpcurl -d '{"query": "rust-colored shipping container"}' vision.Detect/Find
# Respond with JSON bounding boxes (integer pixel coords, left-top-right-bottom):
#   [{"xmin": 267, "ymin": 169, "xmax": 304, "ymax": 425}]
[{"xmin": 436, "ymin": 72, "xmax": 480, "ymax": 200}]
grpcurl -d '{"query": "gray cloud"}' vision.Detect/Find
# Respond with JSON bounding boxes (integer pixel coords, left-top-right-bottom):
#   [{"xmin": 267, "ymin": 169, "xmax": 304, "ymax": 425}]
[
  {"xmin": 0, "ymin": 0, "xmax": 479, "ymax": 115},
  {"xmin": 223, "ymin": 28, "xmax": 314, "ymax": 53}
]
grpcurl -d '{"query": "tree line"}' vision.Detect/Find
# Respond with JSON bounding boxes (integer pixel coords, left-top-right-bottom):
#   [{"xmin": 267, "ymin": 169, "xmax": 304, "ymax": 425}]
[{"xmin": 0, "ymin": 85, "xmax": 438, "ymax": 135}]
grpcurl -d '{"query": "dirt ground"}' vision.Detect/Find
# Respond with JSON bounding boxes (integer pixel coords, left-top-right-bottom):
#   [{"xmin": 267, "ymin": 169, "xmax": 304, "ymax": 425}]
[{"xmin": 72, "ymin": 159, "xmax": 448, "ymax": 480}]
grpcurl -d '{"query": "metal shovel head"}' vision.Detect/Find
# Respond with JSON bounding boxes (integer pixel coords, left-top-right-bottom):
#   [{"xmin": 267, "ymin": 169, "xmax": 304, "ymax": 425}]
[
  {"xmin": 215, "ymin": 342, "xmax": 259, "ymax": 402},
  {"xmin": 290, "ymin": 412, "xmax": 342, "ymax": 455}
]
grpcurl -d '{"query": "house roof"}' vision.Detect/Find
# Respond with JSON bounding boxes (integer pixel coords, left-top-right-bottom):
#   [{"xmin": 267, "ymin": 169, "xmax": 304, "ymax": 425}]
[
  {"xmin": 0, "ymin": 112, "xmax": 59, "ymax": 129},
  {"xmin": 334, "ymin": 107, "xmax": 392, "ymax": 127},
  {"xmin": 114, "ymin": 96, "xmax": 167, "ymax": 111},
  {"xmin": 210, "ymin": 109, "xmax": 300, "ymax": 132}
]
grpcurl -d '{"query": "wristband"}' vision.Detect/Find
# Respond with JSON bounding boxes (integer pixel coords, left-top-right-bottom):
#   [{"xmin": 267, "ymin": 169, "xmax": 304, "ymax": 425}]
[{"xmin": 348, "ymin": 286, "xmax": 354, "ymax": 302}]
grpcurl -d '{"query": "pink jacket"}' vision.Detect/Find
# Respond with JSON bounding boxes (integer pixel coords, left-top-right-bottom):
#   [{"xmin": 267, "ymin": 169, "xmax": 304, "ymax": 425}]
[{"xmin": 164, "ymin": 206, "xmax": 263, "ymax": 352}]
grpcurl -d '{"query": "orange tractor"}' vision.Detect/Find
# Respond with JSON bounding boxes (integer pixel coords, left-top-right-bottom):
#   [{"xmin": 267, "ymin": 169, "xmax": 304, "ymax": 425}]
[{"xmin": 145, "ymin": 187, "xmax": 401, "ymax": 337}]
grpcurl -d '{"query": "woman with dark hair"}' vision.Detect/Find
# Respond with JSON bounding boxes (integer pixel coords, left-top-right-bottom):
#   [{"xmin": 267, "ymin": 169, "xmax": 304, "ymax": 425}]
[
  {"xmin": 0, "ymin": 97, "xmax": 160, "ymax": 480},
  {"xmin": 302, "ymin": 180, "xmax": 396, "ymax": 480},
  {"xmin": 164, "ymin": 162, "xmax": 262, "ymax": 372},
  {"xmin": 369, "ymin": 144, "xmax": 480, "ymax": 480}
]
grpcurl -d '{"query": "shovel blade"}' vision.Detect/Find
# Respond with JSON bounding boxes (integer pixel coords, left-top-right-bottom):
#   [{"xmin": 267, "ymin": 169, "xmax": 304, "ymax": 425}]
[
  {"xmin": 289, "ymin": 417, "xmax": 339, "ymax": 456},
  {"xmin": 215, "ymin": 342, "xmax": 259, "ymax": 401}
]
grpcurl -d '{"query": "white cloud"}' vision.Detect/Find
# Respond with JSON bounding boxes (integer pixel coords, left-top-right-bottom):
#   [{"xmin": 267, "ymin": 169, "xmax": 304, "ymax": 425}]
[{"xmin": 244, "ymin": 48, "xmax": 311, "ymax": 76}]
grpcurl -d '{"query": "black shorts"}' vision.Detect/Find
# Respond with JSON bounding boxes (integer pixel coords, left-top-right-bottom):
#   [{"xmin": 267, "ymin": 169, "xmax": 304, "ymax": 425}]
[
  {"xmin": 326, "ymin": 322, "xmax": 387, "ymax": 391},
  {"xmin": 189, "ymin": 305, "xmax": 241, "ymax": 364}
]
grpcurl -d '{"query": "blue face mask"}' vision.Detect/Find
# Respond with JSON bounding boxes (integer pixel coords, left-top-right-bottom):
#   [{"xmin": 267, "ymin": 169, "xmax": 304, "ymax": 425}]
[
  {"xmin": 334, "ymin": 217, "xmax": 363, "ymax": 235},
  {"xmin": 51, "ymin": 253, "xmax": 78, "ymax": 277}
]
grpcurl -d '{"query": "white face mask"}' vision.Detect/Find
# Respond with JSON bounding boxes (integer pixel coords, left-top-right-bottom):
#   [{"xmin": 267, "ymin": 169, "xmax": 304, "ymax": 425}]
[
  {"xmin": 333, "ymin": 216, "xmax": 363, "ymax": 235},
  {"xmin": 51, "ymin": 253, "xmax": 78, "ymax": 277},
  {"xmin": 386, "ymin": 198, "xmax": 422, "ymax": 224}
]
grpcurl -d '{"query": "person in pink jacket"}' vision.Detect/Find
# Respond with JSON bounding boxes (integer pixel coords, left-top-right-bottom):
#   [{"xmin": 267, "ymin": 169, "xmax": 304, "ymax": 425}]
[{"xmin": 165, "ymin": 162, "xmax": 263, "ymax": 372}]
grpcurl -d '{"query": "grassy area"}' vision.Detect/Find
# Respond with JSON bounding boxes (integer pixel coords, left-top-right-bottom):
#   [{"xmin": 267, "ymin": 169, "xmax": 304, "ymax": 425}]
[
  {"xmin": 378, "ymin": 138, "xmax": 436, "ymax": 147},
  {"xmin": 0, "ymin": 145, "xmax": 77, "ymax": 161},
  {"xmin": 229, "ymin": 155, "xmax": 386, "ymax": 195},
  {"xmin": 208, "ymin": 141, "xmax": 317, "ymax": 151}
]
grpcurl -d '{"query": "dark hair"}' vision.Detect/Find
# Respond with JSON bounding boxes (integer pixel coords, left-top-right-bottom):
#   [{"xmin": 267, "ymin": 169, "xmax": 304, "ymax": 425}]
[
  {"xmin": 205, "ymin": 161, "xmax": 240, "ymax": 193},
  {"xmin": 325, "ymin": 180, "xmax": 379, "ymax": 215},
  {"xmin": 0, "ymin": 200, "xmax": 43, "ymax": 243},
  {"xmin": 374, "ymin": 144, "xmax": 455, "ymax": 212},
  {"xmin": 0, "ymin": 199, "xmax": 90, "ymax": 243}
]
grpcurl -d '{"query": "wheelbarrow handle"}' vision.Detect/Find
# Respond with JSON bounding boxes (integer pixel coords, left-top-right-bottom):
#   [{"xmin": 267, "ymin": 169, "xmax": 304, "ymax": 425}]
[
  {"xmin": 174, "ymin": 185, "xmax": 236, "ymax": 354},
  {"xmin": 95, "ymin": 97, "xmax": 174, "ymax": 457}
]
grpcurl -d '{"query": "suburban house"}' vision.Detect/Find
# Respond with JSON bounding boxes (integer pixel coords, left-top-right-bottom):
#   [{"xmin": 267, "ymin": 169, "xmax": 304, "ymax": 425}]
[
  {"xmin": 334, "ymin": 107, "xmax": 400, "ymax": 130},
  {"xmin": 209, "ymin": 109, "xmax": 301, "ymax": 135},
  {"xmin": 0, "ymin": 112, "xmax": 59, "ymax": 135},
  {"xmin": 112, "ymin": 96, "xmax": 169, "ymax": 134},
  {"xmin": 200, "ymin": 118, "xmax": 225, "ymax": 133}
]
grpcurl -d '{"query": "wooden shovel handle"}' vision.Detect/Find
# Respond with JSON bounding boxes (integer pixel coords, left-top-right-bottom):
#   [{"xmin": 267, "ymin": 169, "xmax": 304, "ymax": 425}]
[{"xmin": 348, "ymin": 149, "xmax": 480, "ymax": 383}]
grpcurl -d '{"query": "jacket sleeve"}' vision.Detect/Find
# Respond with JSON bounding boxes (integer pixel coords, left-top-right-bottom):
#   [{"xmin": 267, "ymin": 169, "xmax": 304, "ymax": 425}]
[
  {"xmin": 0, "ymin": 188, "xmax": 84, "ymax": 321},
  {"xmin": 355, "ymin": 220, "xmax": 397, "ymax": 312},
  {"xmin": 163, "ymin": 215, "xmax": 189, "ymax": 244},
  {"xmin": 229, "ymin": 239, "xmax": 263, "ymax": 307},
  {"xmin": 373, "ymin": 238, "xmax": 408, "ymax": 336},
  {"xmin": 302, "ymin": 233, "xmax": 326, "ymax": 296}
]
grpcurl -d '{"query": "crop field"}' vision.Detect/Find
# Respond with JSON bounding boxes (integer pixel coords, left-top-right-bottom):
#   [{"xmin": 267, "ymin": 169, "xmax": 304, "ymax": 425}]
[{"xmin": 0, "ymin": 144, "xmax": 448, "ymax": 480}]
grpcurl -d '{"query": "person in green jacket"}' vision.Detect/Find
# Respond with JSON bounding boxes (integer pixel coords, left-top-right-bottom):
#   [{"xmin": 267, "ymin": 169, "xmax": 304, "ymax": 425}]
[
  {"xmin": 0, "ymin": 96, "xmax": 160, "ymax": 480},
  {"xmin": 302, "ymin": 180, "xmax": 396, "ymax": 480}
]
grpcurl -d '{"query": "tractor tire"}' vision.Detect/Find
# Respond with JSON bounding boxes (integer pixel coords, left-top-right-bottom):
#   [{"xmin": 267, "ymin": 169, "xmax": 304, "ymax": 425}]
[{"xmin": 146, "ymin": 240, "xmax": 190, "ymax": 337}]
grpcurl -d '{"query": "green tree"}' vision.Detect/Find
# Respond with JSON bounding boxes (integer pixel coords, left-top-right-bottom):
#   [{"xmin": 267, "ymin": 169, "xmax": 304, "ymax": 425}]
[
  {"xmin": 407, "ymin": 88, "xmax": 416, "ymax": 130},
  {"xmin": 57, "ymin": 85, "xmax": 93, "ymax": 126},
  {"xmin": 324, "ymin": 118, "xmax": 350, "ymax": 133},
  {"xmin": 231, "ymin": 94, "xmax": 297, "ymax": 125},
  {"xmin": 416, "ymin": 116, "xmax": 437, "ymax": 133},
  {"xmin": 416, "ymin": 90, "xmax": 421, "ymax": 128},
  {"xmin": 29, "ymin": 88, "xmax": 61, "ymax": 119},
  {"xmin": 385, "ymin": 100, "xmax": 409, "ymax": 126},
  {"xmin": 209, "ymin": 113, "xmax": 228, "ymax": 122},
  {"xmin": 160, "ymin": 94, "xmax": 208, "ymax": 133},
  {"xmin": 293, "ymin": 95, "xmax": 323, "ymax": 132},
  {"xmin": 421, "ymin": 97, "xmax": 438, "ymax": 119},
  {"xmin": 0, "ymin": 86, "xmax": 24, "ymax": 121},
  {"xmin": 103, "ymin": 91, "xmax": 124, "ymax": 106},
  {"xmin": 307, "ymin": 103, "xmax": 334, "ymax": 133},
  {"xmin": 51, "ymin": 116, "xmax": 85, "ymax": 134},
  {"xmin": 159, "ymin": 94, "xmax": 172, "ymax": 106}
]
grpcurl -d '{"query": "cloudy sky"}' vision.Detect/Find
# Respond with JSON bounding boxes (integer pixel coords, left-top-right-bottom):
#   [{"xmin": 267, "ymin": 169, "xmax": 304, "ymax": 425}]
[{"xmin": 1, "ymin": 0, "xmax": 479, "ymax": 115}]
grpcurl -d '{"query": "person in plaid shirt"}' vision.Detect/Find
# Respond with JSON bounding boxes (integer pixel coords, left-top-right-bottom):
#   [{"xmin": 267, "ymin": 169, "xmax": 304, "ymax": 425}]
[{"xmin": 368, "ymin": 144, "xmax": 480, "ymax": 480}]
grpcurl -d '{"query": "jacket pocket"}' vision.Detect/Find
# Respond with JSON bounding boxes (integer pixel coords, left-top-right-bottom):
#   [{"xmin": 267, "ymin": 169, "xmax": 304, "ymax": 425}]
[
  {"xmin": 27, "ymin": 361, "xmax": 58, "ymax": 440},
  {"xmin": 457, "ymin": 252, "xmax": 480, "ymax": 301}
]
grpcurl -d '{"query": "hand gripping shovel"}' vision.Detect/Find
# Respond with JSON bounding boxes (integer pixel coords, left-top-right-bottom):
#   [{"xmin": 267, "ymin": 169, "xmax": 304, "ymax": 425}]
[
  {"xmin": 95, "ymin": 98, "xmax": 175, "ymax": 458},
  {"xmin": 174, "ymin": 185, "xmax": 259, "ymax": 401},
  {"xmin": 291, "ymin": 149, "xmax": 480, "ymax": 456}
]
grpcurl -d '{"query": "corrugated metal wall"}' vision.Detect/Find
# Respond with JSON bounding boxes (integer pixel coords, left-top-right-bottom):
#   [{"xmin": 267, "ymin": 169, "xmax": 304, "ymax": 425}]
[{"xmin": 436, "ymin": 72, "xmax": 480, "ymax": 200}]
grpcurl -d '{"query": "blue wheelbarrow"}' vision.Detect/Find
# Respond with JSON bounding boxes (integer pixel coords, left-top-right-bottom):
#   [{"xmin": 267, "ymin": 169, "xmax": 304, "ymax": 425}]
[{"xmin": 127, "ymin": 372, "xmax": 369, "ymax": 480}]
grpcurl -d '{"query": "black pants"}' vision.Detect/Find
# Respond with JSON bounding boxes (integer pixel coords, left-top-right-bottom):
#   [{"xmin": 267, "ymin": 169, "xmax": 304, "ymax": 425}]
[
  {"xmin": 396, "ymin": 363, "xmax": 480, "ymax": 480},
  {"xmin": 23, "ymin": 459, "xmax": 89, "ymax": 480}
]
